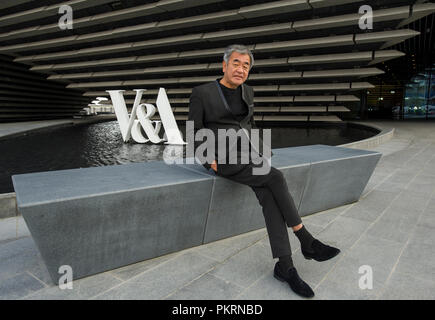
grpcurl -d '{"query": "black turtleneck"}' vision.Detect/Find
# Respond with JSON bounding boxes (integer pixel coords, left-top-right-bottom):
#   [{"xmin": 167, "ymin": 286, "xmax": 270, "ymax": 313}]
[{"xmin": 218, "ymin": 81, "xmax": 248, "ymax": 122}]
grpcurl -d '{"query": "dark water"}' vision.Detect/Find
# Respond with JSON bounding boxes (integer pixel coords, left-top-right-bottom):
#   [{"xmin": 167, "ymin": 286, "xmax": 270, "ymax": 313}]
[{"xmin": 0, "ymin": 121, "xmax": 378, "ymax": 193}]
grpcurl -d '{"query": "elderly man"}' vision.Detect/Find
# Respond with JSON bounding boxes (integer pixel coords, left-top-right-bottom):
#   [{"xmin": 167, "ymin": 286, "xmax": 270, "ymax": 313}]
[{"xmin": 188, "ymin": 44, "xmax": 340, "ymax": 298}]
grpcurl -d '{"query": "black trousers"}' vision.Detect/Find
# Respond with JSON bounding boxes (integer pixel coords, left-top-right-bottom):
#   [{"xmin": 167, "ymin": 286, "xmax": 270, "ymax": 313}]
[{"xmin": 216, "ymin": 162, "xmax": 302, "ymax": 258}]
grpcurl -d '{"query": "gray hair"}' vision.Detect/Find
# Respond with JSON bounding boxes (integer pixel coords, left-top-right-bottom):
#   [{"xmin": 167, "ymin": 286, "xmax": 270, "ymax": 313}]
[{"xmin": 223, "ymin": 44, "xmax": 254, "ymax": 70}]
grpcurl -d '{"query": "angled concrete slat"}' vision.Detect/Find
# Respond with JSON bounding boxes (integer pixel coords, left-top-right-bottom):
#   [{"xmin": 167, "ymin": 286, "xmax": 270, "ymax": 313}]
[
  {"xmin": 355, "ymin": 29, "xmax": 420, "ymax": 49},
  {"xmin": 263, "ymin": 115, "xmax": 308, "ymax": 121},
  {"xmin": 31, "ymin": 57, "xmax": 138, "ymax": 71},
  {"xmin": 309, "ymin": 0, "xmax": 365, "ymax": 8},
  {"xmin": 155, "ymin": 0, "xmax": 225, "ymax": 11},
  {"xmin": 13, "ymin": 29, "xmax": 414, "ymax": 62},
  {"xmin": 48, "ymin": 60, "xmax": 292, "ymax": 79},
  {"xmin": 336, "ymin": 95, "xmax": 360, "ymax": 102},
  {"xmin": 249, "ymin": 72, "xmax": 302, "ymax": 80},
  {"xmin": 1, "ymin": 5, "xmax": 415, "ymax": 54},
  {"xmin": 238, "ymin": 0, "xmax": 310, "ymax": 19},
  {"xmin": 369, "ymin": 50, "xmax": 405, "ymax": 65},
  {"xmin": 309, "ymin": 115, "xmax": 342, "ymax": 121},
  {"xmin": 350, "ymin": 82, "xmax": 375, "ymax": 90},
  {"xmin": 157, "ymin": 9, "xmax": 241, "ymax": 30},
  {"xmin": 254, "ymin": 34, "xmax": 354, "ymax": 52},
  {"xmin": 254, "ymin": 97, "xmax": 294, "ymax": 103},
  {"xmin": 293, "ymin": 96, "xmax": 335, "ymax": 102},
  {"xmin": 0, "ymin": 0, "xmax": 115, "ymax": 27},
  {"xmin": 253, "ymin": 107, "xmax": 281, "ymax": 112},
  {"xmin": 280, "ymin": 106, "xmax": 327, "ymax": 112},
  {"xmin": 30, "ymin": 47, "xmax": 399, "ymax": 72},
  {"xmin": 0, "ymin": 1, "xmax": 228, "ymax": 41},
  {"xmin": 203, "ymin": 23, "xmax": 293, "ymax": 41},
  {"xmin": 303, "ymin": 68, "xmax": 384, "ymax": 78},
  {"xmin": 293, "ymin": 6, "xmax": 409, "ymax": 32},
  {"xmin": 279, "ymin": 83, "xmax": 350, "ymax": 91},
  {"xmin": 397, "ymin": 3, "xmax": 435, "ymax": 28},
  {"xmin": 328, "ymin": 106, "xmax": 350, "ymax": 112},
  {"xmin": 82, "ymin": 86, "xmax": 281, "ymax": 97},
  {"xmin": 288, "ymin": 51, "xmax": 371, "ymax": 65},
  {"xmin": 66, "ymin": 68, "xmax": 383, "ymax": 88},
  {"xmin": 0, "ymin": 0, "xmax": 33, "ymax": 10}
]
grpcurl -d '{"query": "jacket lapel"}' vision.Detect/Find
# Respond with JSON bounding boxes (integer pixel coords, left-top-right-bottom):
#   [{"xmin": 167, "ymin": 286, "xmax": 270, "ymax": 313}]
[{"xmin": 215, "ymin": 79, "xmax": 254, "ymax": 125}]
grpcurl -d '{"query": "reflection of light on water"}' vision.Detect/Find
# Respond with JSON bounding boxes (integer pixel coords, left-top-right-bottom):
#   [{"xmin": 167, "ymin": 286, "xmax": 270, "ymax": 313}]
[
  {"xmin": 162, "ymin": 145, "xmax": 185, "ymax": 164},
  {"xmin": 0, "ymin": 120, "xmax": 377, "ymax": 193},
  {"xmin": 116, "ymin": 143, "xmax": 163, "ymax": 165}
]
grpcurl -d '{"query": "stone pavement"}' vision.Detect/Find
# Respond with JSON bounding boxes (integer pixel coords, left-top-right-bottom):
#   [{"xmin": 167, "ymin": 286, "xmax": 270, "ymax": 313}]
[{"xmin": 1, "ymin": 120, "xmax": 435, "ymax": 300}]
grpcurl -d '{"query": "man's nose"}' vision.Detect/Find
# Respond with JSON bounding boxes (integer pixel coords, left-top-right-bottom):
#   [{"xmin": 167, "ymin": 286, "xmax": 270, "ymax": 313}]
[{"xmin": 234, "ymin": 66, "xmax": 244, "ymax": 74}]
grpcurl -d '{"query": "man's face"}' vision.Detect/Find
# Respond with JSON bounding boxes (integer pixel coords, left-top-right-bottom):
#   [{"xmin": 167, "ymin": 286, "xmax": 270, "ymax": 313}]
[{"xmin": 222, "ymin": 52, "xmax": 251, "ymax": 88}]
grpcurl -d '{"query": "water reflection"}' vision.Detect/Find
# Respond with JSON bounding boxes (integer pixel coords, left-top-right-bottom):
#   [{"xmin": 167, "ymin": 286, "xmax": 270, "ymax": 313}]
[{"xmin": 0, "ymin": 120, "xmax": 377, "ymax": 193}]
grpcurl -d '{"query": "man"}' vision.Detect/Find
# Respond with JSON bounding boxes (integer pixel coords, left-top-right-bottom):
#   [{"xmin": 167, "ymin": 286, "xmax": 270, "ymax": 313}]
[{"xmin": 188, "ymin": 44, "xmax": 340, "ymax": 298}]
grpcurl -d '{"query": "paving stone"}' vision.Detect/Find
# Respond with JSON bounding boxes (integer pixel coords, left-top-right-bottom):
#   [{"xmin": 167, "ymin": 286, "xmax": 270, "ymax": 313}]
[
  {"xmin": 417, "ymin": 207, "xmax": 435, "ymax": 228},
  {"xmin": 383, "ymin": 169, "xmax": 417, "ymax": 185},
  {"xmin": 301, "ymin": 205, "xmax": 347, "ymax": 228},
  {"xmin": 361, "ymin": 181, "xmax": 377, "ymax": 197},
  {"xmin": 93, "ymin": 251, "xmax": 217, "ymax": 300},
  {"xmin": 374, "ymin": 181, "xmax": 407, "ymax": 193},
  {"xmin": 23, "ymin": 285, "xmax": 84, "ymax": 300},
  {"xmin": 194, "ymin": 229, "xmax": 267, "ymax": 263},
  {"xmin": 0, "ymin": 237, "xmax": 43, "ymax": 282},
  {"xmin": 24, "ymin": 272, "xmax": 123, "ymax": 300},
  {"xmin": 346, "ymin": 233, "xmax": 404, "ymax": 284},
  {"xmin": 208, "ymin": 242, "xmax": 273, "ymax": 289},
  {"xmin": 355, "ymin": 190, "xmax": 398, "ymax": 214},
  {"xmin": 16, "ymin": 216, "xmax": 30, "ymax": 238},
  {"xmin": 109, "ymin": 251, "xmax": 181, "ymax": 281},
  {"xmin": 0, "ymin": 272, "xmax": 45, "ymax": 300},
  {"xmin": 342, "ymin": 202, "xmax": 385, "ymax": 223},
  {"xmin": 407, "ymin": 224, "xmax": 435, "ymax": 246},
  {"xmin": 314, "ymin": 216, "xmax": 371, "ymax": 251},
  {"xmin": 165, "ymin": 273, "xmax": 243, "ymax": 300},
  {"xmin": 314, "ymin": 255, "xmax": 385, "ymax": 300},
  {"xmin": 394, "ymin": 241, "xmax": 435, "ymax": 280},
  {"xmin": 386, "ymin": 192, "xmax": 429, "ymax": 214},
  {"xmin": 378, "ymin": 271, "xmax": 435, "ymax": 300},
  {"xmin": 0, "ymin": 217, "xmax": 16, "ymax": 242},
  {"xmin": 379, "ymin": 205, "xmax": 421, "ymax": 228}
]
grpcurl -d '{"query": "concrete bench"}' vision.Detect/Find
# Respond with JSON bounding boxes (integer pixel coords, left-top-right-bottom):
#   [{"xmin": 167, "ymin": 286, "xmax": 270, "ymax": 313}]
[{"xmin": 12, "ymin": 144, "xmax": 381, "ymax": 283}]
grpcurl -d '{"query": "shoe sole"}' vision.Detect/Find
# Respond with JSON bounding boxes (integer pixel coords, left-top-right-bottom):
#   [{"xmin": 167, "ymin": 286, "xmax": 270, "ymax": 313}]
[
  {"xmin": 303, "ymin": 250, "xmax": 340, "ymax": 262},
  {"xmin": 273, "ymin": 271, "xmax": 315, "ymax": 298}
]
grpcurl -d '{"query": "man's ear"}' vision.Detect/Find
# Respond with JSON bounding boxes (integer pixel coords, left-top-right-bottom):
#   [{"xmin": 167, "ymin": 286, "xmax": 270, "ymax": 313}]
[{"xmin": 222, "ymin": 61, "xmax": 227, "ymax": 73}]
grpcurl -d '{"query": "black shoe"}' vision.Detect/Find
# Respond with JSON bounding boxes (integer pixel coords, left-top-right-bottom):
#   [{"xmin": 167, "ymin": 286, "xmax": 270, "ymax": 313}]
[
  {"xmin": 273, "ymin": 262, "xmax": 315, "ymax": 298},
  {"xmin": 302, "ymin": 239, "xmax": 340, "ymax": 262}
]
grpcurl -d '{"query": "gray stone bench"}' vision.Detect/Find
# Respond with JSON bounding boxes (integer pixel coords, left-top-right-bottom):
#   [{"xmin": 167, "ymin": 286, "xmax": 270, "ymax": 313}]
[{"xmin": 12, "ymin": 144, "xmax": 381, "ymax": 283}]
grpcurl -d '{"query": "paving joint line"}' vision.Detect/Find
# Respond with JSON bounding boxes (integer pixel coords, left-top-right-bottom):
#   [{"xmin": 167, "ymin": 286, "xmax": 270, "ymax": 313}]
[
  {"xmin": 375, "ymin": 195, "xmax": 433, "ymax": 299},
  {"xmin": 313, "ymin": 142, "xmax": 428, "ymax": 293}
]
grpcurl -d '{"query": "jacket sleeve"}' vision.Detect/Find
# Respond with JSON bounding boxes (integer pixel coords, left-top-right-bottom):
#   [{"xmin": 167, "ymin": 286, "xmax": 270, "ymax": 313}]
[{"xmin": 188, "ymin": 87, "xmax": 211, "ymax": 169}]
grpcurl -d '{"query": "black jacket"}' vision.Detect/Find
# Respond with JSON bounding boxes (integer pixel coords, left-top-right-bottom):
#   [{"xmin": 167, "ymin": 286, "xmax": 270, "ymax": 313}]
[{"xmin": 188, "ymin": 79, "xmax": 271, "ymax": 171}]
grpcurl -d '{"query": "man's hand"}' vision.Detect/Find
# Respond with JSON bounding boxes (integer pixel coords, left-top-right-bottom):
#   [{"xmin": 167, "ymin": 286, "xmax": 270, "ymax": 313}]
[{"xmin": 211, "ymin": 160, "xmax": 217, "ymax": 172}]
